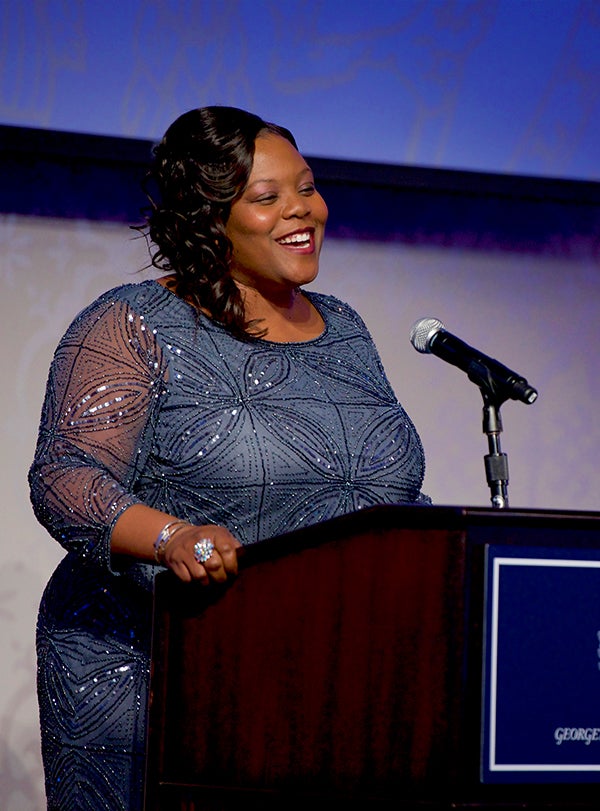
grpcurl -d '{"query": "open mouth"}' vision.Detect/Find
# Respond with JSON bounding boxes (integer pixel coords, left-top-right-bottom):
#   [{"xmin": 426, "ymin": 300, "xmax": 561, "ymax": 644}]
[{"xmin": 276, "ymin": 229, "xmax": 314, "ymax": 249}]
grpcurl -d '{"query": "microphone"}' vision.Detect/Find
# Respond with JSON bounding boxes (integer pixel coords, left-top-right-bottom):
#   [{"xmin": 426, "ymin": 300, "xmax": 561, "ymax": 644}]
[{"xmin": 409, "ymin": 317, "xmax": 538, "ymax": 405}]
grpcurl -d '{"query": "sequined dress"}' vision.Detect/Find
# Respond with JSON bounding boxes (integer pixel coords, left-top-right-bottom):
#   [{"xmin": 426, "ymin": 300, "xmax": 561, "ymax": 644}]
[{"xmin": 30, "ymin": 280, "xmax": 429, "ymax": 810}]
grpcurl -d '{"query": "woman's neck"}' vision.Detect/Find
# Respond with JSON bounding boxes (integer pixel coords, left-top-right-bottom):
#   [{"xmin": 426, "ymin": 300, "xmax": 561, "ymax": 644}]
[{"xmin": 238, "ymin": 283, "xmax": 324, "ymax": 343}]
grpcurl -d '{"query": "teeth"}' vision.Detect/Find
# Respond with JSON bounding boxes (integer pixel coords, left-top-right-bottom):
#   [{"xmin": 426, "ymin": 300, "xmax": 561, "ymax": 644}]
[{"xmin": 278, "ymin": 232, "xmax": 311, "ymax": 245}]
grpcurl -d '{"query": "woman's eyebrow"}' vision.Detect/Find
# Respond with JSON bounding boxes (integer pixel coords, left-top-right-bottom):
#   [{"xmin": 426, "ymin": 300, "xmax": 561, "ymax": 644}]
[{"xmin": 246, "ymin": 167, "xmax": 314, "ymax": 187}]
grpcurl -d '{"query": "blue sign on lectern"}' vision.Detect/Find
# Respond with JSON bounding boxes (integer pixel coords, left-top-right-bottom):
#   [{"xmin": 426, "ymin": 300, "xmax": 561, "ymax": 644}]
[{"xmin": 482, "ymin": 546, "xmax": 600, "ymax": 783}]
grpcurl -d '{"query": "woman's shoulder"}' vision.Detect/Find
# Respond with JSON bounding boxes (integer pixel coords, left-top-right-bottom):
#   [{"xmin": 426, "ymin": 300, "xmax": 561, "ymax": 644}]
[
  {"xmin": 68, "ymin": 280, "xmax": 168, "ymax": 324},
  {"xmin": 305, "ymin": 290, "xmax": 370, "ymax": 333},
  {"xmin": 53, "ymin": 281, "xmax": 178, "ymax": 350},
  {"xmin": 90, "ymin": 279, "xmax": 164, "ymax": 310}
]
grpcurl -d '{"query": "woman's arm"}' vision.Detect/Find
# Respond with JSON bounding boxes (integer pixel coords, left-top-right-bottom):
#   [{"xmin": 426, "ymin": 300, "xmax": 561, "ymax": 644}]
[
  {"xmin": 30, "ymin": 292, "xmax": 239, "ymax": 581},
  {"xmin": 111, "ymin": 502, "xmax": 240, "ymax": 583}
]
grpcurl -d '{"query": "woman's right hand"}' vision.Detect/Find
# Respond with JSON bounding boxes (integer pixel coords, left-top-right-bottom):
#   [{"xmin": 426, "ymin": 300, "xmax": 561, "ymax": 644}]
[
  {"xmin": 160, "ymin": 523, "xmax": 241, "ymax": 584},
  {"xmin": 111, "ymin": 504, "xmax": 241, "ymax": 584}
]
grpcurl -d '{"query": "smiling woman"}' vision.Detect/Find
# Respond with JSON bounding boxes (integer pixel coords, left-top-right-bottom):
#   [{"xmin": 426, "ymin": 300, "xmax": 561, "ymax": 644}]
[
  {"xmin": 225, "ymin": 133, "xmax": 329, "ymax": 341},
  {"xmin": 29, "ymin": 105, "xmax": 430, "ymax": 811}
]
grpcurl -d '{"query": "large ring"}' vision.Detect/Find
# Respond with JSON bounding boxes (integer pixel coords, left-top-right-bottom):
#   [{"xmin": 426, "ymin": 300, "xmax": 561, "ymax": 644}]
[{"xmin": 193, "ymin": 538, "xmax": 215, "ymax": 564}]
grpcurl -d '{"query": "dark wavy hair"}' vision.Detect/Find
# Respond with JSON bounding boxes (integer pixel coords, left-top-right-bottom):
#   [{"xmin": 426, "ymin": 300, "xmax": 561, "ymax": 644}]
[{"xmin": 141, "ymin": 106, "xmax": 297, "ymax": 338}]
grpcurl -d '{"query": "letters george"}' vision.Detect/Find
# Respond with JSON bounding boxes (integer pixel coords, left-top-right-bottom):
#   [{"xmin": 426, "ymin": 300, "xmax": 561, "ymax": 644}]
[{"xmin": 554, "ymin": 727, "xmax": 600, "ymax": 746}]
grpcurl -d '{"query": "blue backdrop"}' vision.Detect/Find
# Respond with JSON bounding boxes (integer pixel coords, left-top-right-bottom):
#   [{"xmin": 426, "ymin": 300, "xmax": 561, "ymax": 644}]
[{"xmin": 2, "ymin": 0, "xmax": 599, "ymax": 180}]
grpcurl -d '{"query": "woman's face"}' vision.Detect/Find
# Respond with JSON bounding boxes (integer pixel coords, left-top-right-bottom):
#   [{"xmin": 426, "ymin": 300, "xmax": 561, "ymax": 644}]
[{"xmin": 225, "ymin": 134, "xmax": 328, "ymax": 295}]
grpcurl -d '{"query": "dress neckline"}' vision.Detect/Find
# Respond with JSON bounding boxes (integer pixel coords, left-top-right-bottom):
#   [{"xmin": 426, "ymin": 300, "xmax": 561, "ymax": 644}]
[{"xmin": 147, "ymin": 278, "xmax": 329, "ymax": 347}]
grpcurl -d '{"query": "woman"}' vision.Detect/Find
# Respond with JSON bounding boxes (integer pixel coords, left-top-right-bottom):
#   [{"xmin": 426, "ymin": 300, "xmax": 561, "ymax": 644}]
[{"xmin": 30, "ymin": 106, "xmax": 429, "ymax": 810}]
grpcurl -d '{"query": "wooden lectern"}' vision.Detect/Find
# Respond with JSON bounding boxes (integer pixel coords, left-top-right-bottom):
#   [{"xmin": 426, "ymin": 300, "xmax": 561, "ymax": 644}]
[{"xmin": 145, "ymin": 505, "xmax": 600, "ymax": 810}]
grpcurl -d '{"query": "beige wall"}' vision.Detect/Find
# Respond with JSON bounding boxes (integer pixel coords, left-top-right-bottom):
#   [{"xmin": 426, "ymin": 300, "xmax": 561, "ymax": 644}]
[{"xmin": 1, "ymin": 213, "xmax": 598, "ymax": 808}]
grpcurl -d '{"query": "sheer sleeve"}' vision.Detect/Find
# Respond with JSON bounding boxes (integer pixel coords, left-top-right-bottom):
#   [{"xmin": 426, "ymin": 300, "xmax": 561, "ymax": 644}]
[{"xmin": 29, "ymin": 293, "xmax": 169, "ymax": 570}]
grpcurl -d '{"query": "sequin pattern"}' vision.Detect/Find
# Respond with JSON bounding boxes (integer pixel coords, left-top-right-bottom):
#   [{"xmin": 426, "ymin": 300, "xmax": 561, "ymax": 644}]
[{"xmin": 30, "ymin": 280, "xmax": 429, "ymax": 810}]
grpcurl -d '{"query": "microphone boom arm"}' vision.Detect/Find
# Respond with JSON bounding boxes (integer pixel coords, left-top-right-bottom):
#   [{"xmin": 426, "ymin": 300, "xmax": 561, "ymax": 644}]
[{"xmin": 481, "ymin": 390, "xmax": 510, "ymax": 509}]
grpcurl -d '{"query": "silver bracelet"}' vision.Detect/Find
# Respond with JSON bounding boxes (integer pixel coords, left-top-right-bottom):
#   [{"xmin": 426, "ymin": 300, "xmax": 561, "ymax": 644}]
[{"xmin": 153, "ymin": 519, "xmax": 188, "ymax": 564}]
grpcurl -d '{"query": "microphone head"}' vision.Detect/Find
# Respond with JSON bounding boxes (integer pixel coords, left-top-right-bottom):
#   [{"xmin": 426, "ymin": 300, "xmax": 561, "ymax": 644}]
[{"xmin": 409, "ymin": 317, "xmax": 445, "ymax": 353}]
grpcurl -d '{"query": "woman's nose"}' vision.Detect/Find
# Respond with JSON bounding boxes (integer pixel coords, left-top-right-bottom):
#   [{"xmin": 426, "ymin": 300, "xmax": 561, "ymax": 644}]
[{"xmin": 282, "ymin": 192, "xmax": 310, "ymax": 218}]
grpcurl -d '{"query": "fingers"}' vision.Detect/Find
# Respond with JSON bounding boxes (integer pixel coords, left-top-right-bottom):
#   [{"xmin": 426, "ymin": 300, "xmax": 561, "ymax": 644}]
[
  {"xmin": 213, "ymin": 530, "xmax": 240, "ymax": 577},
  {"xmin": 162, "ymin": 524, "xmax": 241, "ymax": 585}
]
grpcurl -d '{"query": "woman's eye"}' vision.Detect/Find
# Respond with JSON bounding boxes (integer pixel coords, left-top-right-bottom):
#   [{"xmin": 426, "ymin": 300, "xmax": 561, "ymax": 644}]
[
  {"xmin": 300, "ymin": 185, "xmax": 315, "ymax": 195},
  {"xmin": 255, "ymin": 194, "xmax": 277, "ymax": 204}
]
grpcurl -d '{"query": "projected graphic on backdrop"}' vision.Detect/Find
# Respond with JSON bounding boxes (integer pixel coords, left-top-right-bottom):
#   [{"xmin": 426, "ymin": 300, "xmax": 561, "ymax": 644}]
[{"xmin": 2, "ymin": 0, "xmax": 599, "ymax": 181}]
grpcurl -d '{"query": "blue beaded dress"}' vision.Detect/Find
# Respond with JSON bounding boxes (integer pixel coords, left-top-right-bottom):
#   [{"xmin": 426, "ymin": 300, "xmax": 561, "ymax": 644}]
[{"xmin": 30, "ymin": 280, "xmax": 429, "ymax": 810}]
